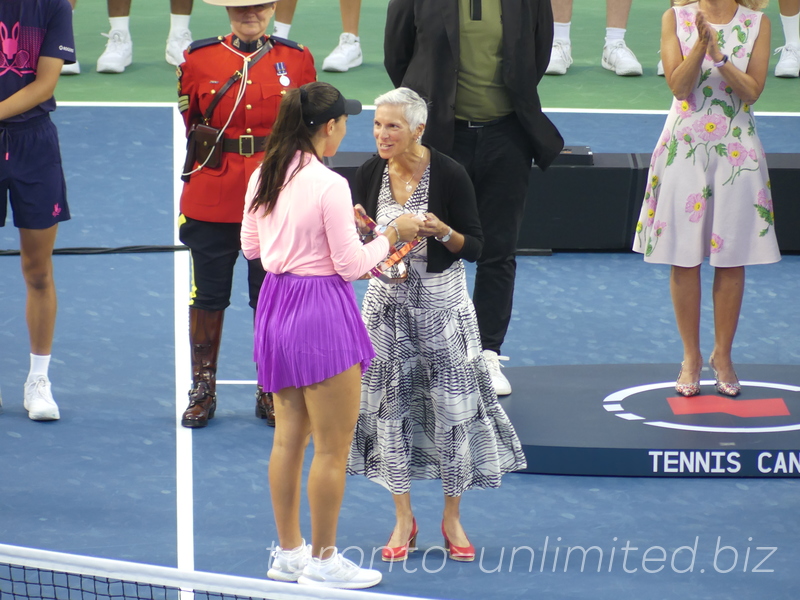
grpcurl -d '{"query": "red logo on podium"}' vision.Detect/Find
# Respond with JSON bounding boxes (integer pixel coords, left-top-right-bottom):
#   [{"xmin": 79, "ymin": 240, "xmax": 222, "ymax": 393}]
[{"xmin": 668, "ymin": 396, "xmax": 790, "ymax": 418}]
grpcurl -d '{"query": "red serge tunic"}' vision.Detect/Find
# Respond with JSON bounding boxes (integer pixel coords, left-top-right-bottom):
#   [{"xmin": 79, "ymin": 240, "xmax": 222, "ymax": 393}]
[{"xmin": 178, "ymin": 34, "xmax": 316, "ymax": 223}]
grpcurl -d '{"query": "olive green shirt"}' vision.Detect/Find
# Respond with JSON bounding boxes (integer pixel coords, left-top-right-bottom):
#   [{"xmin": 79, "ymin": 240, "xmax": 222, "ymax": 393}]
[{"xmin": 455, "ymin": 0, "xmax": 514, "ymax": 121}]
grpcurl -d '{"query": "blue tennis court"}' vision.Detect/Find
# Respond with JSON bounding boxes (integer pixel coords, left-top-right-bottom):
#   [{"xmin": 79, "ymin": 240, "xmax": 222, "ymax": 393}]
[{"xmin": 1, "ymin": 102, "xmax": 799, "ymax": 600}]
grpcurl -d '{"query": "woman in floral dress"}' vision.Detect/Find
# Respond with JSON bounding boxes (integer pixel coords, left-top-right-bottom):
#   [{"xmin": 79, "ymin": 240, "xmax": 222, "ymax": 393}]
[{"xmin": 633, "ymin": 0, "xmax": 780, "ymax": 397}]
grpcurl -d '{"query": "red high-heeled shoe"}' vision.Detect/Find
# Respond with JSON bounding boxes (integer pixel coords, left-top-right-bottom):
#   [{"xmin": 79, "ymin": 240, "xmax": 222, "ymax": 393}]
[
  {"xmin": 382, "ymin": 518, "xmax": 418, "ymax": 562},
  {"xmin": 441, "ymin": 520, "xmax": 475, "ymax": 562}
]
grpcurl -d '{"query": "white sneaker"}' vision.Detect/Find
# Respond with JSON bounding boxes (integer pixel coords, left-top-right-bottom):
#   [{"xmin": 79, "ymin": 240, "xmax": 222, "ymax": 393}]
[
  {"xmin": 23, "ymin": 376, "xmax": 60, "ymax": 421},
  {"xmin": 545, "ymin": 40, "xmax": 572, "ymax": 75},
  {"xmin": 322, "ymin": 33, "xmax": 362, "ymax": 72},
  {"xmin": 166, "ymin": 29, "xmax": 192, "ymax": 66},
  {"xmin": 267, "ymin": 542, "xmax": 310, "ymax": 582},
  {"xmin": 657, "ymin": 59, "xmax": 665, "ymax": 76},
  {"xmin": 602, "ymin": 40, "xmax": 643, "ymax": 76},
  {"xmin": 297, "ymin": 550, "xmax": 381, "ymax": 590},
  {"xmin": 482, "ymin": 349, "xmax": 511, "ymax": 396},
  {"xmin": 96, "ymin": 29, "xmax": 133, "ymax": 74},
  {"xmin": 60, "ymin": 60, "xmax": 81, "ymax": 75},
  {"xmin": 774, "ymin": 44, "xmax": 800, "ymax": 78}
]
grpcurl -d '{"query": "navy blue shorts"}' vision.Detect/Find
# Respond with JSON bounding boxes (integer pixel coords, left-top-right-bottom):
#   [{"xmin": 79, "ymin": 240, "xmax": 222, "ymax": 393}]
[{"xmin": 0, "ymin": 115, "xmax": 70, "ymax": 230}]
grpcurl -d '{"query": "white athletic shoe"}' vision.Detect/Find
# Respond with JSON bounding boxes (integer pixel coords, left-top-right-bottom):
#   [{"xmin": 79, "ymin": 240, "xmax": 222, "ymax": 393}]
[
  {"xmin": 267, "ymin": 542, "xmax": 310, "ymax": 582},
  {"xmin": 482, "ymin": 349, "xmax": 512, "ymax": 396},
  {"xmin": 322, "ymin": 33, "xmax": 362, "ymax": 72},
  {"xmin": 24, "ymin": 376, "xmax": 60, "ymax": 421},
  {"xmin": 60, "ymin": 60, "xmax": 81, "ymax": 75},
  {"xmin": 546, "ymin": 40, "xmax": 572, "ymax": 75},
  {"xmin": 774, "ymin": 44, "xmax": 800, "ymax": 78},
  {"xmin": 166, "ymin": 29, "xmax": 192, "ymax": 66},
  {"xmin": 602, "ymin": 40, "xmax": 643, "ymax": 76},
  {"xmin": 297, "ymin": 550, "xmax": 381, "ymax": 590},
  {"xmin": 657, "ymin": 59, "xmax": 665, "ymax": 76},
  {"xmin": 96, "ymin": 29, "xmax": 133, "ymax": 74}
]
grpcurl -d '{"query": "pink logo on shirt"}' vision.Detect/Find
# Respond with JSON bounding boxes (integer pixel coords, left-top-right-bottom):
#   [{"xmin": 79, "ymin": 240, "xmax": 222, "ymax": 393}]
[{"xmin": 0, "ymin": 21, "xmax": 39, "ymax": 75}]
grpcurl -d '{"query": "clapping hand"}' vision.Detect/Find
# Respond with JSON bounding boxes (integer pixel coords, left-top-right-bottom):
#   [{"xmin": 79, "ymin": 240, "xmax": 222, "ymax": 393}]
[{"xmin": 695, "ymin": 10, "xmax": 723, "ymax": 63}]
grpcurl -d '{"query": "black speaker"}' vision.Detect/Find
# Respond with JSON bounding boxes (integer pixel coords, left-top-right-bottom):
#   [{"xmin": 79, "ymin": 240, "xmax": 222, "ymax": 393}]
[
  {"xmin": 518, "ymin": 153, "xmax": 643, "ymax": 252},
  {"xmin": 767, "ymin": 154, "xmax": 800, "ymax": 253}
]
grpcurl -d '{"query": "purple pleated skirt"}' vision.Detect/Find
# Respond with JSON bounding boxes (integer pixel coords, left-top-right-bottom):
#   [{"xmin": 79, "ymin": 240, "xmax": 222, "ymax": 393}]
[{"xmin": 254, "ymin": 272, "xmax": 375, "ymax": 392}]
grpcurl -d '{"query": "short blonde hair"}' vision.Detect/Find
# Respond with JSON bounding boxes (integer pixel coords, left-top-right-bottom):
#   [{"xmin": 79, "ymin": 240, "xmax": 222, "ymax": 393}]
[{"xmin": 673, "ymin": 0, "xmax": 769, "ymax": 10}]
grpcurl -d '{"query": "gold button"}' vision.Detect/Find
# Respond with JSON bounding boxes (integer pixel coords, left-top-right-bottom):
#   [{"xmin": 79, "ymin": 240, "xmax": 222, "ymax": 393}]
[
  {"xmin": 246, "ymin": 128, "xmax": 252, "ymax": 134},
  {"xmin": 210, "ymin": 89, "xmax": 216, "ymax": 94},
  {"xmin": 246, "ymin": 104, "xmax": 252, "ymax": 110},
  {"xmin": 281, "ymin": 90, "xmax": 286, "ymax": 96},
  {"xmin": 247, "ymin": 80, "xmax": 253, "ymax": 84}
]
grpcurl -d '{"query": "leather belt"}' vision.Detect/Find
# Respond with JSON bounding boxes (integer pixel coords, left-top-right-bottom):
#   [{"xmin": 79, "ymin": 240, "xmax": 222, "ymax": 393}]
[
  {"xmin": 454, "ymin": 113, "xmax": 514, "ymax": 129},
  {"xmin": 222, "ymin": 134, "xmax": 268, "ymax": 156}
]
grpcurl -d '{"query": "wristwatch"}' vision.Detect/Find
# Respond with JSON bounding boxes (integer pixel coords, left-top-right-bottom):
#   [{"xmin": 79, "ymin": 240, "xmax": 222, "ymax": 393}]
[{"xmin": 435, "ymin": 227, "xmax": 453, "ymax": 243}]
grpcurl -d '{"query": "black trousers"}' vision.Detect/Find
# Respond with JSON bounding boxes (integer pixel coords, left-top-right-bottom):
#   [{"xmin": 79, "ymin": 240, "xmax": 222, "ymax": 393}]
[
  {"xmin": 179, "ymin": 216, "xmax": 266, "ymax": 312},
  {"xmin": 451, "ymin": 114, "xmax": 534, "ymax": 354}
]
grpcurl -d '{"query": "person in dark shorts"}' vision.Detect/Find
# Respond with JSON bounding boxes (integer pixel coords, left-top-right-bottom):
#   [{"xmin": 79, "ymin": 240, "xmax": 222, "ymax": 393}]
[{"xmin": 0, "ymin": 0, "xmax": 76, "ymax": 421}]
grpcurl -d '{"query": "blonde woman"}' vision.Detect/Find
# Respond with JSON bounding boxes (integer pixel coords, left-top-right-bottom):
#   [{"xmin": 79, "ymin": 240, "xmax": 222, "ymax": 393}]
[{"xmin": 633, "ymin": 0, "xmax": 780, "ymax": 397}]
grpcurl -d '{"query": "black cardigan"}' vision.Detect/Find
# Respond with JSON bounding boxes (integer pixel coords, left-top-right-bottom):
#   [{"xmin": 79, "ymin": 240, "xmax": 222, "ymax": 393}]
[{"xmin": 352, "ymin": 147, "xmax": 483, "ymax": 273}]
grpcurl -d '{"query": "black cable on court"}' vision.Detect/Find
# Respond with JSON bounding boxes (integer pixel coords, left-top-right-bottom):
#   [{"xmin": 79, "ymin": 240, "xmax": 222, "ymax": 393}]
[{"xmin": 0, "ymin": 245, "xmax": 188, "ymax": 256}]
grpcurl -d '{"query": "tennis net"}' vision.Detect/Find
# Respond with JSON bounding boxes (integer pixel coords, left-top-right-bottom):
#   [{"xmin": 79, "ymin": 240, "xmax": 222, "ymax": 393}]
[{"xmin": 0, "ymin": 543, "xmax": 431, "ymax": 600}]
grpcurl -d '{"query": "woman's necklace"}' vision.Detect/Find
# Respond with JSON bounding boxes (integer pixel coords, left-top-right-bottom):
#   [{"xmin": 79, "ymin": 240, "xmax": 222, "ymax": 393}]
[{"xmin": 394, "ymin": 148, "xmax": 426, "ymax": 193}]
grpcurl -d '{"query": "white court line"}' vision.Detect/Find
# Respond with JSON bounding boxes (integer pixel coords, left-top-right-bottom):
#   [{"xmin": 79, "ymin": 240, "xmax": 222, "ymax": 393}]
[
  {"xmin": 57, "ymin": 100, "xmax": 800, "ymax": 118},
  {"xmin": 172, "ymin": 106, "xmax": 195, "ymax": 574}
]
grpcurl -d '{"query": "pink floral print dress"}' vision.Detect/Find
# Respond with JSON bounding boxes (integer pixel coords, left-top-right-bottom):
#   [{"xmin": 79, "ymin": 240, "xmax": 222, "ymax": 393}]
[{"xmin": 633, "ymin": 3, "xmax": 781, "ymax": 267}]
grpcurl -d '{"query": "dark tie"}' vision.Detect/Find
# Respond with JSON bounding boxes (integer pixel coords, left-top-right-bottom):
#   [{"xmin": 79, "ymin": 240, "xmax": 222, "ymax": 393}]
[{"xmin": 471, "ymin": 0, "xmax": 482, "ymax": 21}]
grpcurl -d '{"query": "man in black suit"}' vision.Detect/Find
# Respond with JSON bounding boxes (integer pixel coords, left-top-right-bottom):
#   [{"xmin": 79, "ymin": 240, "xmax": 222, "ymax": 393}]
[{"xmin": 385, "ymin": 0, "xmax": 564, "ymax": 396}]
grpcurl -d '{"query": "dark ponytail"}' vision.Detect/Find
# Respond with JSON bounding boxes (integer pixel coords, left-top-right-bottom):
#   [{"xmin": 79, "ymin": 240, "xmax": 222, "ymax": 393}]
[{"xmin": 251, "ymin": 81, "xmax": 341, "ymax": 215}]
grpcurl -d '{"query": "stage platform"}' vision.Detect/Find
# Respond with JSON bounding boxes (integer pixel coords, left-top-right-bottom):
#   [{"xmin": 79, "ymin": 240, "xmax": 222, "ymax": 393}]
[{"xmin": 501, "ymin": 364, "xmax": 800, "ymax": 478}]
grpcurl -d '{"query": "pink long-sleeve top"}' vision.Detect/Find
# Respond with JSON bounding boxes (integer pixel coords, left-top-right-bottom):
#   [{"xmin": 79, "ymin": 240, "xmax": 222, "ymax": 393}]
[{"xmin": 241, "ymin": 152, "xmax": 390, "ymax": 282}]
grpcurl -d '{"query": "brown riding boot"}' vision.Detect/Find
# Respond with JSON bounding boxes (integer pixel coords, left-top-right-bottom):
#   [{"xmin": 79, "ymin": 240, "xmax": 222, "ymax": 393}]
[
  {"xmin": 181, "ymin": 308, "xmax": 224, "ymax": 428},
  {"xmin": 255, "ymin": 386, "xmax": 275, "ymax": 427}
]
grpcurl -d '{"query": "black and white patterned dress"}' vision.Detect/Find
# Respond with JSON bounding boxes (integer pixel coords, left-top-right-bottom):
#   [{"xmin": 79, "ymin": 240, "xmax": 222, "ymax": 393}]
[{"xmin": 347, "ymin": 164, "xmax": 526, "ymax": 496}]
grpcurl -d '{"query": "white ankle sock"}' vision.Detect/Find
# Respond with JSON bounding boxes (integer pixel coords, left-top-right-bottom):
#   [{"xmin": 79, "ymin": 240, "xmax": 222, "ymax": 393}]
[
  {"xmin": 605, "ymin": 27, "xmax": 626, "ymax": 46},
  {"xmin": 553, "ymin": 22, "xmax": 571, "ymax": 43},
  {"xmin": 108, "ymin": 16, "xmax": 130, "ymax": 34},
  {"xmin": 169, "ymin": 13, "xmax": 191, "ymax": 37},
  {"xmin": 780, "ymin": 12, "xmax": 800, "ymax": 47},
  {"xmin": 273, "ymin": 21, "xmax": 291, "ymax": 38},
  {"xmin": 29, "ymin": 354, "xmax": 51, "ymax": 380}
]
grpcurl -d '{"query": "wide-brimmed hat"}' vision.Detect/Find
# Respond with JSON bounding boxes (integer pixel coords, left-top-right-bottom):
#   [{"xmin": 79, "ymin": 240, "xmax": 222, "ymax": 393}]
[{"xmin": 203, "ymin": 0, "xmax": 279, "ymax": 7}]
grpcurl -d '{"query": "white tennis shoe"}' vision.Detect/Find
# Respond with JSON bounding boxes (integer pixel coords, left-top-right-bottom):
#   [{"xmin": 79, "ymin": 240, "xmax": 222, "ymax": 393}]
[
  {"xmin": 166, "ymin": 30, "xmax": 192, "ymax": 66},
  {"xmin": 24, "ymin": 376, "xmax": 60, "ymax": 421},
  {"xmin": 602, "ymin": 40, "xmax": 643, "ymax": 76},
  {"xmin": 483, "ymin": 349, "xmax": 512, "ymax": 396},
  {"xmin": 267, "ymin": 541, "xmax": 310, "ymax": 582},
  {"xmin": 774, "ymin": 44, "xmax": 800, "ymax": 78},
  {"xmin": 297, "ymin": 550, "xmax": 381, "ymax": 589},
  {"xmin": 546, "ymin": 40, "xmax": 572, "ymax": 75},
  {"xmin": 97, "ymin": 29, "xmax": 133, "ymax": 74},
  {"xmin": 61, "ymin": 60, "xmax": 81, "ymax": 75},
  {"xmin": 322, "ymin": 33, "xmax": 362, "ymax": 72}
]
